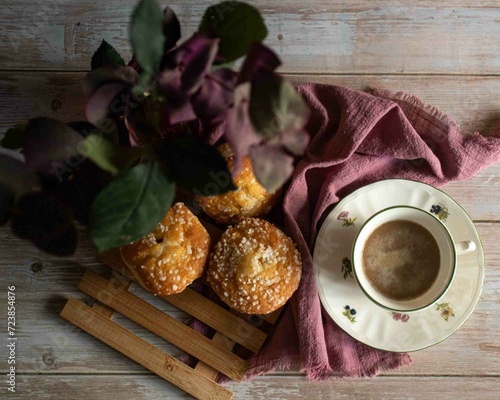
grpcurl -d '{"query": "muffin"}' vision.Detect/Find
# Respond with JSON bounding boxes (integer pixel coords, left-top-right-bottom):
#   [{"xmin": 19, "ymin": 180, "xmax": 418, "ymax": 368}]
[
  {"xmin": 196, "ymin": 143, "xmax": 280, "ymax": 224},
  {"xmin": 207, "ymin": 218, "xmax": 302, "ymax": 314},
  {"xmin": 121, "ymin": 202, "xmax": 210, "ymax": 295}
]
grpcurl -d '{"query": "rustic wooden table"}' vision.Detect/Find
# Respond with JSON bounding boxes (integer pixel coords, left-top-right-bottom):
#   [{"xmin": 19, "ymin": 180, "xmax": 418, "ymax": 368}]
[{"xmin": 1, "ymin": 1, "xmax": 499, "ymax": 399}]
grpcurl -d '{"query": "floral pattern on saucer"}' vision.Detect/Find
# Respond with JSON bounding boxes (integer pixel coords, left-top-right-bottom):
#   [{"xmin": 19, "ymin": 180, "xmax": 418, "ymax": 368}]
[
  {"xmin": 343, "ymin": 305, "xmax": 357, "ymax": 323},
  {"xmin": 430, "ymin": 203, "xmax": 450, "ymax": 222},
  {"xmin": 436, "ymin": 302, "xmax": 455, "ymax": 321},
  {"xmin": 341, "ymin": 257, "xmax": 353, "ymax": 279},
  {"xmin": 390, "ymin": 312, "xmax": 410, "ymax": 322},
  {"xmin": 313, "ymin": 179, "xmax": 484, "ymax": 352},
  {"xmin": 338, "ymin": 211, "xmax": 357, "ymax": 227}
]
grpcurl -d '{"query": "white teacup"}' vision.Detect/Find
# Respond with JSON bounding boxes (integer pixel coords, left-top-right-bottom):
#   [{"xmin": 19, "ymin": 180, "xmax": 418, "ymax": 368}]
[{"xmin": 352, "ymin": 206, "xmax": 476, "ymax": 312}]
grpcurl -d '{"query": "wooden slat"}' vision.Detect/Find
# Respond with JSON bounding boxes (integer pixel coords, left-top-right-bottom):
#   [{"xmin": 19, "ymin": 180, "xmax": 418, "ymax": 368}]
[
  {"xmin": 97, "ymin": 249, "xmax": 268, "ymax": 353},
  {"xmin": 2, "ymin": 1, "xmax": 500, "ymax": 74},
  {"xmin": 194, "ymin": 307, "xmax": 283, "ymax": 379},
  {"xmin": 60, "ymin": 298, "xmax": 233, "ymax": 400},
  {"xmin": 195, "ymin": 333, "xmax": 236, "ymax": 380},
  {"xmin": 13, "ymin": 375, "xmax": 500, "ymax": 400},
  {"xmin": 78, "ymin": 270, "xmax": 248, "ymax": 381},
  {"xmin": 92, "ymin": 275, "xmax": 131, "ymax": 319},
  {"xmin": 165, "ymin": 290, "xmax": 267, "ymax": 354}
]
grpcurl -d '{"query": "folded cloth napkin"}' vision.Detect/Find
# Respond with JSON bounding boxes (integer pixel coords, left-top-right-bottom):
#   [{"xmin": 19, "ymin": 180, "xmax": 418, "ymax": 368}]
[{"xmin": 240, "ymin": 83, "xmax": 500, "ymax": 380}]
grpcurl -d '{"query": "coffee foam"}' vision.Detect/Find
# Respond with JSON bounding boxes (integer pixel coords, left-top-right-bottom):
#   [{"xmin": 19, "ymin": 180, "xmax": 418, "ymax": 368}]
[{"xmin": 361, "ymin": 220, "xmax": 440, "ymax": 301}]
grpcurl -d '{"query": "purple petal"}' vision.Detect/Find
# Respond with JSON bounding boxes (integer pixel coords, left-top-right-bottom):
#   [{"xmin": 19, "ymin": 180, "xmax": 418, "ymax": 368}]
[
  {"xmin": 179, "ymin": 34, "xmax": 220, "ymax": 95},
  {"xmin": 249, "ymin": 144, "xmax": 294, "ymax": 193},
  {"xmin": 191, "ymin": 68, "xmax": 237, "ymax": 122},
  {"xmin": 224, "ymin": 83, "xmax": 261, "ymax": 175},
  {"xmin": 85, "ymin": 82, "xmax": 129, "ymax": 127},
  {"xmin": 82, "ymin": 65, "xmax": 138, "ymax": 99},
  {"xmin": 274, "ymin": 128, "xmax": 310, "ymax": 156},
  {"xmin": 239, "ymin": 42, "xmax": 281, "ymax": 83},
  {"xmin": 249, "ymin": 69, "xmax": 310, "ymax": 137},
  {"xmin": 159, "ymin": 68, "xmax": 196, "ymax": 124}
]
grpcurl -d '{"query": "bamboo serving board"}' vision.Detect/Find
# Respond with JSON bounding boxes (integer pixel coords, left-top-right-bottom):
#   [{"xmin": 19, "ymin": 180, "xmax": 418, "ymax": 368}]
[{"xmin": 60, "ymin": 248, "xmax": 282, "ymax": 400}]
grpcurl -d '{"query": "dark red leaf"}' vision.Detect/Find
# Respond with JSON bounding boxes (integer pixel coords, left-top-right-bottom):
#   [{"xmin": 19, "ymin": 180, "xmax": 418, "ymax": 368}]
[
  {"xmin": 86, "ymin": 82, "xmax": 130, "ymax": 127},
  {"xmin": 191, "ymin": 68, "xmax": 237, "ymax": 122},
  {"xmin": 0, "ymin": 183, "xmax": 14, "ymax": 225},
  {"xmin": 163, "ymin": 6, "xmax": 181, "ymax": 51},
  {"xmin": 11, "ymin": 192, "xmax": 77, "ymax": 255},
  {"xmin": 249, "ymin": 144, "xmax": 294, "ymax": 193},
  {"xmin": 0, "ymin": 152, "xmax": 40, "ymax": 198},
  {"xmin": 159, "ymin": 68, "xmax": 197, "ymax": 124},
  {"xmin": 275, "ymin": 128, "xmax": 310, "ymax": 156},
  {"xmin": 239, "ymin": 42, "xmax": 281, "ymax": 83},
  {"xmin": 82, "ymin": 65, "xmax": 138, "ymax": 99},
  {"xmin": 23, "ymin": 118, "xmax": 84, "ymax": 177},
  {"xmin": 224, "ymin": 83, "xmax": 261, "ymax": 174}
]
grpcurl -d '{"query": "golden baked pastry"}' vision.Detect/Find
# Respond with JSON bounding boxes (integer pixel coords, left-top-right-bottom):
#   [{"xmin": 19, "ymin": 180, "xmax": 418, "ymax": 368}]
[
  {"xmin": 120, "ymin": 202, "xmax": 210, "ymax": 295},
  {"xmin": 196, "ymin": 143, "xmax": 280, "ymax": 224},
  {"xmin": 207, "ymin": 218, "xmax": 302, "ymax": 314}
]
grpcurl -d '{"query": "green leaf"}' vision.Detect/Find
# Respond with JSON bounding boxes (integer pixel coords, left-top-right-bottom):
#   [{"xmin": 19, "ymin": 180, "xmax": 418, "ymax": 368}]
[
  {"xmin": 1, "ymin": 124, "xmax": 27, "ymax": 149},
  {"xmin": 78, "ymin": 134, "xmax": 143, "ymax": 175},
  {"xmin": 132, "ymin": 72, "xmax": 154, "ymax": 96},
  {"xmin": 199, "ymin": 1, "xmax": 267, "ymax": 63},
  {"xmin": 91, "ymin": 40, "xmax": 125, "ymax": 70},
  {"xmin": 249, "ymin": 71, "xmax": 309, "ymax": 139},
  {"xmin": 158, "ymin": 137, "xmax": 237, "ymax": 195},
  {"xmin": 89, "ymin": 161, "xmax": 175, "ymax": 252},
  {"xmin": 130, "ymin": 0, "xmax": 165, "ymax": 75}
]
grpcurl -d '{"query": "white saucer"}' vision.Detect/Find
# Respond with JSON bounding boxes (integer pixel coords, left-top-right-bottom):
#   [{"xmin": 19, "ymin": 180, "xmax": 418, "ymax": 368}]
[{"xmin": 313, "ymin": 179, "xmax": 485, "ymax": 352}]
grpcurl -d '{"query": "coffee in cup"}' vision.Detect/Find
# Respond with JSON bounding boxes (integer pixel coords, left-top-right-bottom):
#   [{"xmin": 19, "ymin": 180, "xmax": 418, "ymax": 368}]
[{"xmin": 352, "ymin": 206, "xmax": 476, "ymax": 312}]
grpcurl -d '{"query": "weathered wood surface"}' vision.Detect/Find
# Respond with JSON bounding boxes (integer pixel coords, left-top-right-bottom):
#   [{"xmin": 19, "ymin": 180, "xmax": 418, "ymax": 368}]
[
  {"xmin": 0, "ymin": 223, "xmax": 498, "ymax": 376},
  {"xmin": 2, "ymin": 71, "xmax": 499, "ymax": 219},
  {"xmin": 2, "ymin": 1, "xmax": 500, "ymax": 74},
  {"xmin": 10, "ymin": 375, "xmax": 500, "ymax": 400},
  {"xmin": 3, "ymin": 72, "xmax": 500, "ymax": 137},
  {"xmin": 1, "ymin": 0, "xmax": 499, "ymax": 398}
]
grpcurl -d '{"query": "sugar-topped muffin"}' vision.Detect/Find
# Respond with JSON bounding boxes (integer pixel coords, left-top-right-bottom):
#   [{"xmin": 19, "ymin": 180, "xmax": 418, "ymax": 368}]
[
  {"xmin": 196, "ymin": 143, "xmax": 280, "ymax": 224},
  {"xmin": 207, "ymin": 218, "xmax": 302, "ymax": 314},
  {"xmin": 120, "ymin": 202, "xmax": 210, "ymax": 295}
]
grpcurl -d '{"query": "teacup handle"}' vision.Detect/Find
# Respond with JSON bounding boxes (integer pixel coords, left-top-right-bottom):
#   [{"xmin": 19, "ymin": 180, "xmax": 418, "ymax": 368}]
[{"xmin": 456, "ymin": 241, "xmax": 476, "ymax": 255}]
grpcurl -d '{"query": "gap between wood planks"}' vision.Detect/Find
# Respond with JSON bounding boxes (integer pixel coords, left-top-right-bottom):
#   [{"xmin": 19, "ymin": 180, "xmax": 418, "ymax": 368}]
[
  {"xmin": 3, "ymin": 69, "xmax": 500, "ymax": 77},
  {"xmin": 9, "ymin": 372, "xmax": 500, "ymax": 377}
]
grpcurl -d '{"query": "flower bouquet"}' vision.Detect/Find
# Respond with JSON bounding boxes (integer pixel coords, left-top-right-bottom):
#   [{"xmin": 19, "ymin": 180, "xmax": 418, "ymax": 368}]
[{"xmin": 0, "ymin": 0, "xmax": 309, "ymax": 255}]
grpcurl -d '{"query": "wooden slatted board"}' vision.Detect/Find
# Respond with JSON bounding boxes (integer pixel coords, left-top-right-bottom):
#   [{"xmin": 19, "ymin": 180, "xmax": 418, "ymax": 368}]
[{"xmin": 60, "ymin": 248, "xmax": 282, "ymax": 400}]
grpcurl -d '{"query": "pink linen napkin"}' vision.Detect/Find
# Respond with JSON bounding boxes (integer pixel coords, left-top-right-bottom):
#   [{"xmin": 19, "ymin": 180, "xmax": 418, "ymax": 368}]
[{"xmin": 240, "ymin": 83, "xmax": 500, "ymax": 380}]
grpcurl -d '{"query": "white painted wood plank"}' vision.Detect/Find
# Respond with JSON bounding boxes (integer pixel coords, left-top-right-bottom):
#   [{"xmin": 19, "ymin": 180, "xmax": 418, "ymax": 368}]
[
  {"xmin": 9, "ymin": 375, "xmax": 500, "ymax": 399},
  {"xmin": 3, "ymin": 72, "xmax": 500, "ymax": 137},
  {"xmin": 2, "ymin": 1, "xmax": 500, "ymax": 73},
  {"xmin": 0, "ymin": 224, "xmax": 498, "ymax": 375}
]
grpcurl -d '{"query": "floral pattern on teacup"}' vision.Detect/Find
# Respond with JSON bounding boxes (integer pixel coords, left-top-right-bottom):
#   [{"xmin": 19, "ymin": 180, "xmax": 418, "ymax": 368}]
[
  {"xmin": 436, "ymin": 302, "xmax": 455, "ymax": 321},
  {"xmin": 343, "ymin": 305, "xmax": 357, "ymax": 323}
]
